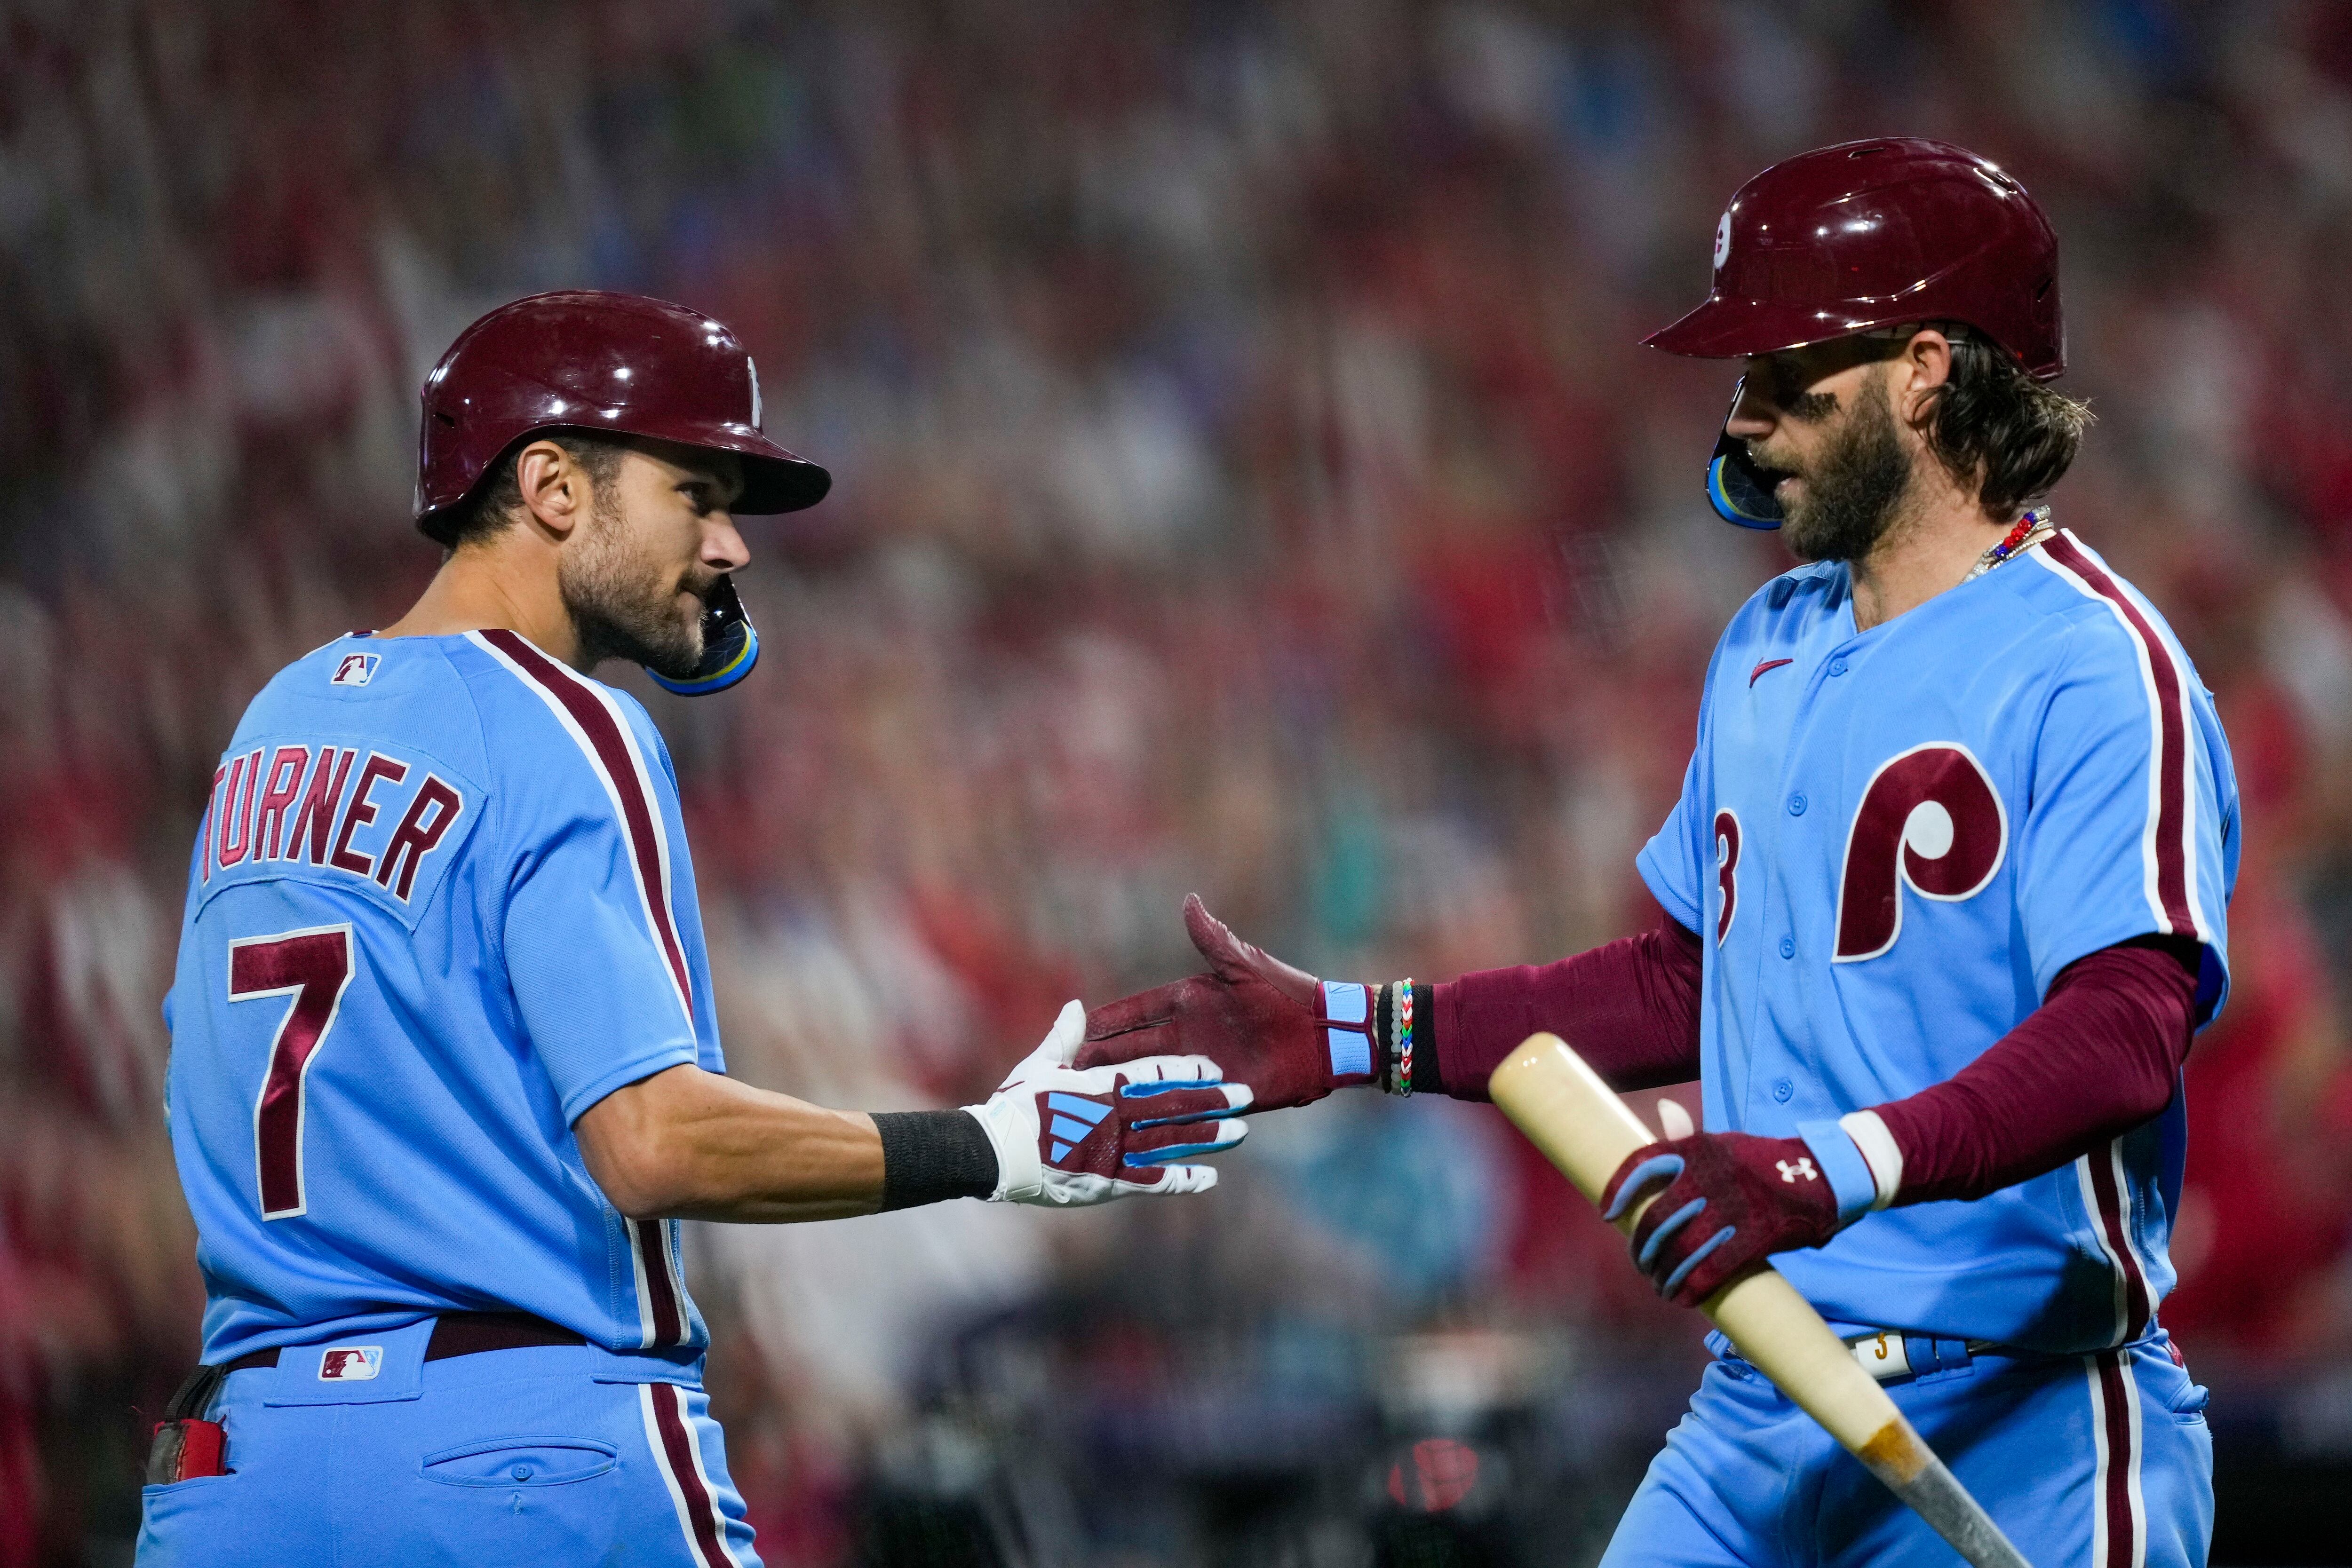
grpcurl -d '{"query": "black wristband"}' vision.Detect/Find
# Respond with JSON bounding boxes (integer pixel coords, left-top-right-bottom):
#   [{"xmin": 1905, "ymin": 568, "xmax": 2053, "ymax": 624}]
[
  {"xmin": 874, "ymin": 1109, "xmax": 999, "ymax": 1211},
  {"xmin": 1410, "ymin": 980, "xmax": 1441, "ymax": 1095},
  {"xmin": 1373, "ymin": 980, "xmax": 1445, "ymax": 1095}
]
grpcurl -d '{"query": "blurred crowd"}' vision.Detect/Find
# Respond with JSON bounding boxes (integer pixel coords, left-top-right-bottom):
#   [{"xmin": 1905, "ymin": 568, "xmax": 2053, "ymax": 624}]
[{"xmin": 11, "ymin": 0, "xmax": 2352, "ymax": 1561}]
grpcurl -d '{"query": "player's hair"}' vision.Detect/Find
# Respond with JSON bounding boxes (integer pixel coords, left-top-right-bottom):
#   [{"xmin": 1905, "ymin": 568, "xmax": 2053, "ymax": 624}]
[
  {"xmin": 437, "ymin": 431, "xmax": 628, "ymax": 547},
  {"xmin": 1918, "ymin": 331, "xmax": 2092, "ymax": 515}
]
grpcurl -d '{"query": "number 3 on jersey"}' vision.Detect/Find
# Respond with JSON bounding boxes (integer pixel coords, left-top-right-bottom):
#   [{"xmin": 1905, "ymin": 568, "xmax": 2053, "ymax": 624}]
[
  {"xmin": 228, "ymin": 925, "xmax": 356, "ymax": 1220},
  {"xmin": 1713, "ymin": 809, "xmax": 1741, "ymax": 944}
]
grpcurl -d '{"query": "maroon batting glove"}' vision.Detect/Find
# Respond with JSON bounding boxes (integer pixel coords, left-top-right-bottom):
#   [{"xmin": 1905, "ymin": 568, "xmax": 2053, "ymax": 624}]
[
  {"xmin": 1077, "ymin": 895, "xmax": 1379, "ymax": 1111},
  {"xmin": 1598, "ymin": 1132, "xmax": 1843, "ymax": 1308}
]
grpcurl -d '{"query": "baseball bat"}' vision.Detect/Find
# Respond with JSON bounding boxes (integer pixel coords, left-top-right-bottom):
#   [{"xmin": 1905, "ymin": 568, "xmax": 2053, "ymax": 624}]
[{"xmin": 1489, "ymin": 1033, "xmax": 2031, "ymax": 1568}]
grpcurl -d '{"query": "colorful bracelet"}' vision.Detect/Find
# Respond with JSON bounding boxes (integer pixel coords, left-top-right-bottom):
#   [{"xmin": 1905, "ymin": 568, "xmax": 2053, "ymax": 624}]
[{"xmin": 1390, "ymin": 978, "xmax": 1414, "ymax": 1097}]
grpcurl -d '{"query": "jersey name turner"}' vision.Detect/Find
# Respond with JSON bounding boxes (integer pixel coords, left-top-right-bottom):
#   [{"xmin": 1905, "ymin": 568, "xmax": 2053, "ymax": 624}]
[{"xmin": 201, "ymin": 742, "xmax": 465, "ymax": 903}]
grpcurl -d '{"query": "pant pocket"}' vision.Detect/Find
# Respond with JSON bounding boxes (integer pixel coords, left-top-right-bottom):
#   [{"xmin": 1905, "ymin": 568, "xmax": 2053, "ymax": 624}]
[
  {"xmin": 421, "ymin": 1435, "xmax": 618, "ymax": 1487},
  {"xmin": 137, "ymin": 1474, "xmax": 249, "ymax": 1567},
  {"xmin": 2137, "ymin": 1348, "xmax": 2211, "ymax": 1425}
]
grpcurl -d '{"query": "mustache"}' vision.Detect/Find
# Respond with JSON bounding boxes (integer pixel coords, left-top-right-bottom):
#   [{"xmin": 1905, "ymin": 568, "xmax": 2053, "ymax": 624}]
[{"xmin": 1743, "ymin": 442, "xmax": 1798, "ymax": 483}]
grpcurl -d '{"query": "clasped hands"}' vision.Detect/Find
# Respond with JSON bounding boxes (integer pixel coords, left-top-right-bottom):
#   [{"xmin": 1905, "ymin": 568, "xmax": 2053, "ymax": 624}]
[{"xmin": 1067, "ymin": 894, "xmax": 1861, "ymax": 1299}]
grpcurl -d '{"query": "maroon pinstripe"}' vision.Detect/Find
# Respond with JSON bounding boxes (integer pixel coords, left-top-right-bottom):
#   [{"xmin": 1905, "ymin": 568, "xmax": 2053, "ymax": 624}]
[
  {"xmin": 2042, "ymin": 536, "xmax": 2197, "ymax": 940},
  {"xmin": 649, "ymin": 1382, "xmax": 734, "ymax": 1568},
  {"xmin": 637, "ymin": 1220, "xmax": 684, "ymax": 1345},
  {"xmin": 481, "ymin": 629, "xmax": 695, "ymax": 1009},
  {"xmin": 485, "ymin": 629, "xmax": 692, "ymax": 1346},
  {"xmin": 2084, "ymin": 1143, "xmax": 2151, "ymax": 1343},
  {"xmin": 2092, "ymin": 1350, "xmax": 2137, "ymax": 1567}
]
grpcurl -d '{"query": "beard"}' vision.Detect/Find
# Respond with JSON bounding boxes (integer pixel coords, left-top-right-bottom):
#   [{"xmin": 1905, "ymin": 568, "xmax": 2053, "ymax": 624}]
[
  {"xmin": 1772, "ymin": 377, "xmax": 1915, "ymax": 564},
  {"xmin": 559, "ymin": 492, "xmax": 712, "ymax": 681}
]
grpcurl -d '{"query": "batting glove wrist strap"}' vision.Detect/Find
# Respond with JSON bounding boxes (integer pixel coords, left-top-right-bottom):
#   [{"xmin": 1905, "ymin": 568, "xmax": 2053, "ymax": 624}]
[
  {"xmin": 1794, "ymin": 1119, "xmax": 1878, "ymax": 1227},
  {"xmin": 873, "ymin": 1110, "xmax": 999, "ymax": 1211},
  {"xmin": 1319, "ymin": 981, "xmax": 1375, "ymax": 1079}
]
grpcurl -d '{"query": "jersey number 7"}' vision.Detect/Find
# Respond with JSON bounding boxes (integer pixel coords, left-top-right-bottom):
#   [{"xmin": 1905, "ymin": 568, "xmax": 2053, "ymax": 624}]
[{"xmin": 228, "ymin": 925, "xmax": 356, "ymax": 1220}]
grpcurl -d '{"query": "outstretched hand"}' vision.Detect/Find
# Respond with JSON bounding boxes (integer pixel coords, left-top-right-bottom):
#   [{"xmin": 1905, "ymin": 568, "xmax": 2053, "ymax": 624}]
[
  {"xmin": 967, "ymin": 1000, "xmax": 1252, "ymax": 1206},
  {"xmin": 1077, "ymin": 895, "xmax": 1381, "ymax": 1111}
]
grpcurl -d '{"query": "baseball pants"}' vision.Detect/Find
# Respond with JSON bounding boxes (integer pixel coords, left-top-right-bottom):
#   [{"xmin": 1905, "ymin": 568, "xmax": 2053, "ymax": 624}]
[
  {"xmin": 1601, "ymin": 1328, "xmax": 2210, "ymax": 1567},
  {"xmin": 135, "ymin": 1317, "xmax": 759, "ymax": 1567}
]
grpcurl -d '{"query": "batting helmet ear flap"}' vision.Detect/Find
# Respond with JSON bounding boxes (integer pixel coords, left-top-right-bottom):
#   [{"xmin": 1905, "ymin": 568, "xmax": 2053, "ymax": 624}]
[
  {"xmin": 648, "ymin": 574, "xmax": 760, "ymax": 697},
  {"xmin": 1705, "ymin": 380, "xmax": 1787, "ymax": 529}
]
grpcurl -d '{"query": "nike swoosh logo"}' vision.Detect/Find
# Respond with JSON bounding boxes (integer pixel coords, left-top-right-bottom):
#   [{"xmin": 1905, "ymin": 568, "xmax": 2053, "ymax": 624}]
[{"xmin": 1749, "ymin": 658, "xmax": 1794, "ymax": 686}]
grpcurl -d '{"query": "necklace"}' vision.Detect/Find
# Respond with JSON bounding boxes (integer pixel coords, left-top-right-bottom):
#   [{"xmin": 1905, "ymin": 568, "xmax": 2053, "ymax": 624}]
[{"xmin": 1966, "ymin": 506, "xmax": 2055, "ymax": 580}]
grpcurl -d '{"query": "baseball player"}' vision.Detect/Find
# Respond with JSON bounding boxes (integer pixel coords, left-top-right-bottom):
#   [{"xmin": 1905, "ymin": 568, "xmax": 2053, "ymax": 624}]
[
  {"xmin": 1081, "ymin": 141, "xmax": 2237, "ymax": 1566},
  {"xmin": 139, "ymin": 291, "xmax": 1251, "ymax": 1567}
]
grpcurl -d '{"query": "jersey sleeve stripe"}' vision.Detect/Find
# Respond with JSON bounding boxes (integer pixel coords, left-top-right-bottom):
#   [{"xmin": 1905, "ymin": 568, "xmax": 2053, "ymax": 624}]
[
  {"xmin": 2032, "ymin": 535, "xmax": 2201, "ymax": 941},
  {"xmin": 470, "ymin": 630, "xmax": 696, "ymax": 1027}
]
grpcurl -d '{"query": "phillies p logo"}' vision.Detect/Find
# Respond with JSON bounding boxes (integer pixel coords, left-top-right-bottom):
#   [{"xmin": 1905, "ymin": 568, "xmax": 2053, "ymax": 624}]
[{"xmin": 1833, "ymin": 743, "xmax": 2007, "ymax": 962}]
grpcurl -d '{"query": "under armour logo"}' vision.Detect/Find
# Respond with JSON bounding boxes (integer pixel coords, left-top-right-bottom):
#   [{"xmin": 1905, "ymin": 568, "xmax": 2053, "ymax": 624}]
[{"xmin": 1777, "ymin": 1157, "xmax": 1819, "ymax": 1184}]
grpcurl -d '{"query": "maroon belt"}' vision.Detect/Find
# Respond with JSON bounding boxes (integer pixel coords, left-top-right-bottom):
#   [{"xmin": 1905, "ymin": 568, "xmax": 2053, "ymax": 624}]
[{"xmin": 223, "ymin": 1311, "xmax": 583, "ymax": 1373}]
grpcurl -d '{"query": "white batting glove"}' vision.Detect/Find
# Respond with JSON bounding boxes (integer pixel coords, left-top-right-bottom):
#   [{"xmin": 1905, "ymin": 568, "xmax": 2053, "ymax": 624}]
[{"xmin": 965, "ymin": 1001, "xmax": 1250, "ymax": 1206}]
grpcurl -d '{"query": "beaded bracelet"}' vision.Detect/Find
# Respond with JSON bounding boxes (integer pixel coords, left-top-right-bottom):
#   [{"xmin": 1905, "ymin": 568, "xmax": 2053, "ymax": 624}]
[{"xmin": 1390, "ymin": 978, "xmax": 1414, "ymax": 1097}]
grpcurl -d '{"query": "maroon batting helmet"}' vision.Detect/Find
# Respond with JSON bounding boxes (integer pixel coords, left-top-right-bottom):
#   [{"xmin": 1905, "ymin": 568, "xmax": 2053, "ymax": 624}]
[
  {"xmin": 1649, "ymin": 139, "xmax": 2063, "ymax": 528},
  {"xmin": 414, "ymin": 290, "xmax": 831, "ymax": 544},
  {"xmin": 1645, "ymin": 138, "xmax": 2063, "ymax": 379}
]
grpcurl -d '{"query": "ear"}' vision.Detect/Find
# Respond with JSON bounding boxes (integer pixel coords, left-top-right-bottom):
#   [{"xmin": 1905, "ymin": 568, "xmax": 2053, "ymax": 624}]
[
  {"xmin": 1892, "ymin": 329, "xmax": 1955, "ymax": 430},
  {"xmin": 512, "ymin": 439, "xmax": 591, "ymax": 541}
]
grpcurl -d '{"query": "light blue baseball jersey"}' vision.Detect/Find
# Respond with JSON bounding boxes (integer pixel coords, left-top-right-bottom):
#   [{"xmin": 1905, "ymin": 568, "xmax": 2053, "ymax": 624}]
[
  {"xmin": 163, "ymin": 630, "xmax": 720, "ymax": 1362},
  {"xmin": 1637, "ymin": 529, "xmax": 2238, "ymax": 1354}
]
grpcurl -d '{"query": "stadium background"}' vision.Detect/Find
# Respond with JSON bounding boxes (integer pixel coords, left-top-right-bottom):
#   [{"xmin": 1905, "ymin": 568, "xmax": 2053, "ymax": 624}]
[{"xmin": 8, "ymin": 1, "xmax": 2352, "ymax": 1562}]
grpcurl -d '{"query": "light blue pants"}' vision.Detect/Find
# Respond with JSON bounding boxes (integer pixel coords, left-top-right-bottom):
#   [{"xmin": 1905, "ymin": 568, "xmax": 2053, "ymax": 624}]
[
  {"xmin": 136, "ymin": 1318, "xmax": 760, "ymax": 1567},
  {"xmin": 1601, "ymin": 1330, "xmax": 2211, "ymax": 1567}
]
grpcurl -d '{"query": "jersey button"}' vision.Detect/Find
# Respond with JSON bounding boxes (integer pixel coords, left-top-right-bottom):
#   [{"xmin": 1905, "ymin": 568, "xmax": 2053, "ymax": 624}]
[
  {"xmin": 1829, "ymin": 658, "xmax": 1849, "ymax": 677},
  {"xmin": 1778, "ymin": 935, "xmax": 1796, "ymax": 959},
  {"xmin": 1772, "ymin": 1077, "xmax": 1795, "ymax": 1102},
  {"xmin": 512, "ymin": 1465, "xmax": 533, "ymax": 1481},
  {"xmin": 1788, "ymin": 793, "xmax": 1807, "ymax": 816}
]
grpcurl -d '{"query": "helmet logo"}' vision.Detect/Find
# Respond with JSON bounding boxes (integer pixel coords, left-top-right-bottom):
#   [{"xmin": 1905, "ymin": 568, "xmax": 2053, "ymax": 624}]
[
  {"xmin": 747, "ymin": 356, "xmax": 763, "ymax": 431},
  {"xmin": 1714, "ymin": 210, "xmax": 1732, "ymax": 273}
]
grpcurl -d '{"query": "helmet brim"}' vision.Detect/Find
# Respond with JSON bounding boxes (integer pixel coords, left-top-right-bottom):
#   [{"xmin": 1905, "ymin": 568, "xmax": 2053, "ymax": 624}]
[
  {"xmin": 641, "ymin": 420, "xmax": 831, "ymax": 514},
  {"xmin": 1642, "ymin": 294, "xmax": 1894, "ymax": 361}
]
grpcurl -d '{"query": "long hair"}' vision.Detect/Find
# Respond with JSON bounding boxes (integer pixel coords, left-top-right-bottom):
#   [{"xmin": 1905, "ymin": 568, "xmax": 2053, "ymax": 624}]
[{"xmin": 1920, "ymin": 331, "xmax": 2092, "ymax": 515}]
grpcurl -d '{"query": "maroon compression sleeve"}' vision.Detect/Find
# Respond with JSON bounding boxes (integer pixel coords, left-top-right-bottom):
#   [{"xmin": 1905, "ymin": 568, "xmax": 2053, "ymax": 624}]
[
  {"xmin": 1427, "ymin": 914, "xmax": 1703, "ymax": 1099},
  {"xmin": 1871, "ymin": 939, "xmax": 2198, "ymax": 1206}
]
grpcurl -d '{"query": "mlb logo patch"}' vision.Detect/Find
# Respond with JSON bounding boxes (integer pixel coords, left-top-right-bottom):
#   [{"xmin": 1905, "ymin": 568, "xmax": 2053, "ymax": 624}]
[
  {"xmin": 318, "ymin": 1346, "xmax": 383, "ymax": 1382},
  {"xmin": 330, "ymin": 652, "xmax": 381, "ymax": 687}
]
